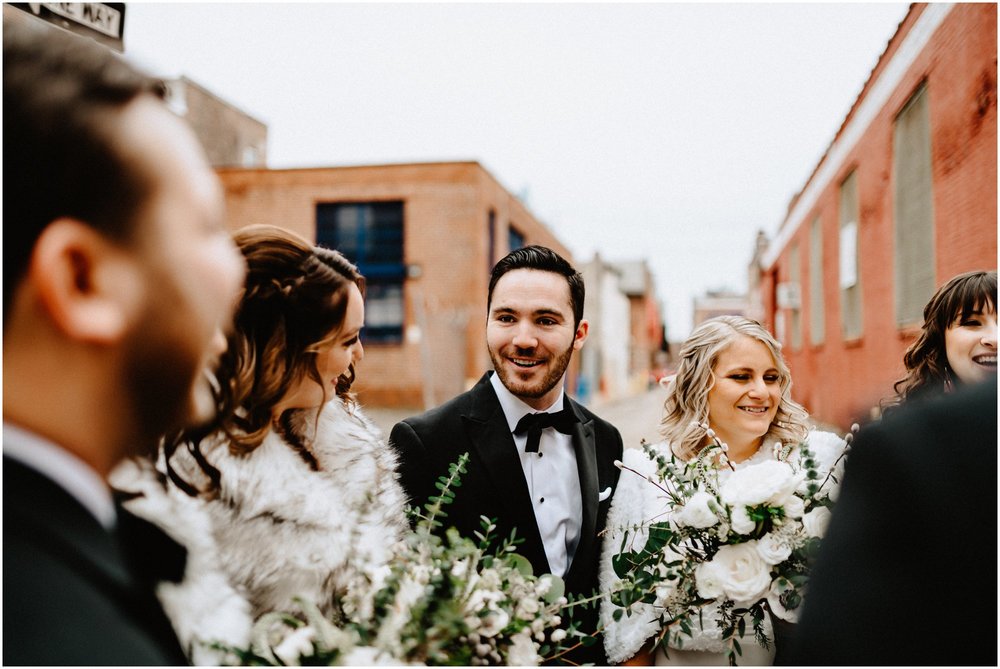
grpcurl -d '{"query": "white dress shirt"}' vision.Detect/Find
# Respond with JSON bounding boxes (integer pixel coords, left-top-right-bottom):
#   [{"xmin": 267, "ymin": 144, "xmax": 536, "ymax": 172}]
[
  {"xmin": 3, "ymin": 421, "xmax": 117, "ymax": 530},
  {"xmin": 490, "ymin": 373, "xmax": 582, "ymax": 577}
]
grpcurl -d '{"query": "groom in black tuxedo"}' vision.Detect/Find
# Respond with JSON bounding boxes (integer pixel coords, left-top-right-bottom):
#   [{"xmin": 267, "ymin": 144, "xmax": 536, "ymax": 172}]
[
  {"xmin": 391, "ymin": 245, "xmax": 623, "ymax": 664},
  {"xmin": 3, "ymin": 21, "xmax": 245, "ymax": 665}
]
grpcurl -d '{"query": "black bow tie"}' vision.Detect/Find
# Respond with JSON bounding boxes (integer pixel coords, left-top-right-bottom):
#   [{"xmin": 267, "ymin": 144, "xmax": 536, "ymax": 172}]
[{"xmin": 513, "ymin": 406, "xmax": 579, "ymax": 453}]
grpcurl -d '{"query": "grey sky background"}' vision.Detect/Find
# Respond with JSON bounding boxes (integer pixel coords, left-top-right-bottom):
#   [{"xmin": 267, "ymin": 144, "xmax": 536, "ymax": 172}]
[{"xmin": 125, "ymin": 2, "xmax": 911, "ymax": 339}]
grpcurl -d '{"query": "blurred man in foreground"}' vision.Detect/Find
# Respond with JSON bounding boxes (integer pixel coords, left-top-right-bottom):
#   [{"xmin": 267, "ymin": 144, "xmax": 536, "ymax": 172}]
[
  {"xmin": 786, "ymin": 380, "xmax": 997, "ymax": 665},
  {"xmin": 3, "ymin": 21, "xmax": 245, "ymax": 665}
]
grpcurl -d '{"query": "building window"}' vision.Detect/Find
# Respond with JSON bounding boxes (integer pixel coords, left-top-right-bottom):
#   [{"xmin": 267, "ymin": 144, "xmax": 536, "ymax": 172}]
[
  {"xmin": 839, "ymin": 171, "xmax": 863, "ymax": 340},
  {"xmin": 316, "ymin": 201, "xmax": 405, "ymax": 344},
  {"xmin": 894, "ymin": 83, "xmax": 935, "ymax": 327},
  {"xmin": 809, "ymin": 215, "xmax": 825, "ymax": 346},
  {"xmin": 508, "ymin": 225, "xmax": 525, "ymax": 252},
  {"xmin": 789, "ymin": 243, "xmax": 802, "ymax": 351}
]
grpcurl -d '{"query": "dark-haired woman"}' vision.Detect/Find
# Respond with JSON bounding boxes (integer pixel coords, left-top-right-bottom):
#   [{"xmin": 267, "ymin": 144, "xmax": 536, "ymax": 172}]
[
  {"xmin": 112, "ymin": 225, "xmax": 406, "ymax": 659},
  {"xmin": 885, "ymin": 270, "xmax": 996, "ymax": 412}
]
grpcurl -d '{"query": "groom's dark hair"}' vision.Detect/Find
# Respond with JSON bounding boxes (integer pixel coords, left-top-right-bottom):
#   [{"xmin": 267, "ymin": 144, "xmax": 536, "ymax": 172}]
[{"xmin": 488, "ymin": 245, "xmax": 585, "ymax": 327}]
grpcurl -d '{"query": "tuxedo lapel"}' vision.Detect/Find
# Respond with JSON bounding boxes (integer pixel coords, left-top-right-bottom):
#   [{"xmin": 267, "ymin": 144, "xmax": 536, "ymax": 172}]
[
  {"xmin": 4, "ymin": 459, "xmax": 134, "ymax": 591},
  {"xmin": 4, "ymin": 457, "xmax": 188, "ymax": 664},
  {"xmin": 462, "ymin": 376, "xmax": 550, "ymax": 575},
  {"xmin": 565, "ymin": 400, "xmax": 599, "ymax": 591}
]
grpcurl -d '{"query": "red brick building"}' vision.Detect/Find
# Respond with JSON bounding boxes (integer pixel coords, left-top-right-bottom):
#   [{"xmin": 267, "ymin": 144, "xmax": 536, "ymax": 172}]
[
  {"xmin": 216, "ymin": 161, "xmax": 574, "ymax": 408},
  {"xmin": 752, "ymin": 3, "xmax": 997, "ymax": 429}
]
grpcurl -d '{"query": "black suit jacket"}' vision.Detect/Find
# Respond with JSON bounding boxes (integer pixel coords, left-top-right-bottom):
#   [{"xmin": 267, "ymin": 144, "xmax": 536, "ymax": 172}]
[
  {"xmin": 785, "ymin": 381, "xmax": 998, "ymax": 666},
  {"xmin": 3, "ymin": 456, "xmax": 189, "ymax": 666},
  {"xmin": 390, "ymin": 372, "xmax": 623, "ymax": 664}
]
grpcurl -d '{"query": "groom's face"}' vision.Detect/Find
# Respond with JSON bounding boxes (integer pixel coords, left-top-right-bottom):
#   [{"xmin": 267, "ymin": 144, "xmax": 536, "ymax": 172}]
[{"xmin": 487, "ymin": 268, "xmax": 588, "ymax": 410}]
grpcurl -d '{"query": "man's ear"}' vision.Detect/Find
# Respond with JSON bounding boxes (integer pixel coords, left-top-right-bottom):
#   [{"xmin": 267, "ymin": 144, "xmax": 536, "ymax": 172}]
[
  {"xmin": 30, "ymin": 218, "xmax": 143, "ymax": 344},
  {"xmin": 572, "ymin": 318, "xmax": 590, "ymax": 351}
]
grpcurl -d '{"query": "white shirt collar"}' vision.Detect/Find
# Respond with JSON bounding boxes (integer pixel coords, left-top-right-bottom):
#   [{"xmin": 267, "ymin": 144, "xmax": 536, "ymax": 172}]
[
  {"xmin": 489, "ymin": 371, "xmax": 566, "ymax": 433},
  {"xmin": 3, "ymin": 421, "xmax": 117, "ymax": 530}
]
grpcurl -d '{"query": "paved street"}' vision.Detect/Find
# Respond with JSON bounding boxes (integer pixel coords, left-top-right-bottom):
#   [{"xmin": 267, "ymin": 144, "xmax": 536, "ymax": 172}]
[
  {"xmin": 588, "ymin": 385, "xmax": 670, "ymax": 451},
  {"xmin": 363, "ymin": 385, "xmax": 669, "ymax": 452}
]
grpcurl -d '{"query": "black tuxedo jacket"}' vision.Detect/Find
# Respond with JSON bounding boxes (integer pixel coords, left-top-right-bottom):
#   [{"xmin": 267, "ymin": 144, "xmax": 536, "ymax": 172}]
[
  {"xmin": 785, "ymin": 380, "xmax": 997, "ymax": 666},
  {"xmin": 3, "ymin": 456, "xmax": 189, "ymax": 666},
  {"xmin": 390, "ymin": 372, "xmax": 623, "ymax": 664}
]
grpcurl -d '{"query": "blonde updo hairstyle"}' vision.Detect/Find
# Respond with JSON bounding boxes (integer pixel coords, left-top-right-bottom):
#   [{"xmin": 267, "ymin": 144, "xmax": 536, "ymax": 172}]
[{"xmin": 661, "ymin": 315, "xmax": 809, "ymax": 459}]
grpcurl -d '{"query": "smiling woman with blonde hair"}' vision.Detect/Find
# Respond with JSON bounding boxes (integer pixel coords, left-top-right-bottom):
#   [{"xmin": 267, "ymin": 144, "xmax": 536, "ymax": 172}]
[
  {"xmin": 598, "ymin": 315, "xmax": 843, "ymax": 666},
  {"xmin": 660, "ymin": 316, "xmax": 810, "ymax": 462}
]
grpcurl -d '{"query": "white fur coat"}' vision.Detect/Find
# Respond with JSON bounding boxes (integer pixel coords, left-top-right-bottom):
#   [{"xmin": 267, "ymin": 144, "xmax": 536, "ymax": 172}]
[{"xmin": 112, "ymin": 399, "xmax": 408, "ymax": 663}]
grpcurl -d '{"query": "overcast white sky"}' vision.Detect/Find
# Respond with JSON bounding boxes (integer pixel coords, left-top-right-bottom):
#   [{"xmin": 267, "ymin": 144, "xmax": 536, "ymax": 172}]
[{"xmin": 125, "ymin": 2, "xmax": 911, "ymax": 339}]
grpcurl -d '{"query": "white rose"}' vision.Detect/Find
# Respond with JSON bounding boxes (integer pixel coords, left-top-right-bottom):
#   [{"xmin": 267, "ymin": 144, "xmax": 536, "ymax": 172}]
[
  {"xmin": 721, "ymin": 460, "xmax": 798, "ymax": 508},
  {"xmin": 703, "ymin": 542, "xmax": 772, "ymax": 605},
  {"xmin": 730, "ymin": 505, "xmax": 756, "ymax": 534},
  {"xmin": 506, "ymin": 631, "xmax": 540, "ymax": 666},
  {"xmin": 756, "ymin": 533, "xmax": 792, "ymax": 565},
  {"xmin": 802, "ymin": 506, "xmax": 833, "ymax": 538},
  {"xmin": 273, "ymin": 625, "xmax": 315, "ymax": 665},
  {"xmin": 676, "ymin": 490, "xmax": 720, "ymax": 528},
  {"xmin": 694, "ymin": 561, "xmax": 725, "ymax": 600},
  {"xmin": 782, "ymin": 494, "xmax": 805, "ymax": 519}
]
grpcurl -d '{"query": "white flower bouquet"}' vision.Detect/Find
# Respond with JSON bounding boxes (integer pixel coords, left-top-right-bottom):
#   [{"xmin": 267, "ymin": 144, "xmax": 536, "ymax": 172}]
[
  {"xmin": 214, "ymin": 454, "xmax": 574, "ymax": 666},
  {"xmin": 607, "ymin": 425, "xmax": 852, "ymax": 663}
]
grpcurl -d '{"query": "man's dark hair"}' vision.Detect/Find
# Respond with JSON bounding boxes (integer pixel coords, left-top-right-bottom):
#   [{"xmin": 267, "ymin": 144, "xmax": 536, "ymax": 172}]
[
  {"xmin": 3, "ymin": 22, "xmax": 167, "ymax": 320},
  {"xmin": 487, "ymin": 245, "xmax": 585, "ymax": 326}
]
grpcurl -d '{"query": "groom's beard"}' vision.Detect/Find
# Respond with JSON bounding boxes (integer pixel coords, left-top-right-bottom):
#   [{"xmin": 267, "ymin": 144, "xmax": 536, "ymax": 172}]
[{"xmin": 488, "ymin": 340, "xmax": 575, "ymax": 401}]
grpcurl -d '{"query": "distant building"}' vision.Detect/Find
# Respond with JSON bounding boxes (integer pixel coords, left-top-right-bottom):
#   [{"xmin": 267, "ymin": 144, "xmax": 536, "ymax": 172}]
[
  {"xmin": 216, "ymin": 161, "xmax": 575, "ymax": 408},
  {"xmin": 578, "ymin": 256, "xmax": 631, "ymax": 405},
  {"xmin": 611, "ymin": 260, "xmax": 667, "ymax": 388},
  {"xmin": 692, "ymin": 290, "xmax": 750, "ymax": 329},
  {"xmin": 751, "ymin": 3, "xmax": 997, "ymax": 429},
  {"xmin": 577, "ymin": 256, "xmax": 666, "ymax": 405},
  {"xmin": 164, "ymin": 77, "xmax": 267, "ymax": 168}
]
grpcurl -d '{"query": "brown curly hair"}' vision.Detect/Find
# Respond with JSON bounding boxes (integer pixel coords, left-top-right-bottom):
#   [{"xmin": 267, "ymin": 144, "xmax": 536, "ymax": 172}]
[
  {"xmin": 165, "ymin": 225, "xmax": 364, "ymax": 493},
  {"xmin": 885, "ymin": 270, "xmax": 996, "ymax": 412}
]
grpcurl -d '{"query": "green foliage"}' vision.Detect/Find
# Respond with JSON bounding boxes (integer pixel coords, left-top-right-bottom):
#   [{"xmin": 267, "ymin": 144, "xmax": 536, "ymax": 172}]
[
  {"xmin": 606, "ymin": 429, "xmax": 852, "ymax": 665},
  {"xmin": 214, "ymin": 452, "xmax": 575, "ymax": 666}
]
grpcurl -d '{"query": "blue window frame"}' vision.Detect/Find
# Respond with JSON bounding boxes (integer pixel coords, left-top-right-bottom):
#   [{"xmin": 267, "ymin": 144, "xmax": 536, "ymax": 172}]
[
  {"xmin": 508, "ymin": 225, "xmax": 525, "ymax": 252},
  {"xmin": 316, "ymin": 201, "xmax": 405, "ymax": 344}
]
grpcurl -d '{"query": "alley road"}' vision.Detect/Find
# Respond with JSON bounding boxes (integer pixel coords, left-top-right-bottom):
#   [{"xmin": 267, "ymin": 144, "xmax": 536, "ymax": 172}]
[{"xmin": 589, "ymin": 384, "xmax": 669, "ymax": 451}]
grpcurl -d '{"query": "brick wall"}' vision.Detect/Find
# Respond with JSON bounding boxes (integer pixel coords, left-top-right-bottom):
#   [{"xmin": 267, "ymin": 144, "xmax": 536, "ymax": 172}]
[
  {"xmin": 758, "ymin": 4, "xmax": 997, "ymax": 429},
  {"xmin": 216, "ymin": 161, "xmax": 573, "ymax": 409}
]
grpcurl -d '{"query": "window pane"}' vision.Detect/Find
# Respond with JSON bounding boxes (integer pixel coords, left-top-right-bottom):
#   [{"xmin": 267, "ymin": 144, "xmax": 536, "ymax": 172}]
[
  {"xmin": 315, "ymin": 201, "xmax": 405, "ymax": 343},
  {"xmin": 790, "ymin": 243, "xmax": 802, "ymax": 351},
  {"xmin": 894, "ymin": 83, "xmax": 936, "ymax": 326},
  {"xmin": 840, "ymin": 171, "xmax": 863, "ymax": 340},
  {"xmin": 809, "ymin": 216, "xmax": 825, "ymax": 346},
  {"xmin": 509, "ymin": 225, "xmax": 525, "ymax": 252}
]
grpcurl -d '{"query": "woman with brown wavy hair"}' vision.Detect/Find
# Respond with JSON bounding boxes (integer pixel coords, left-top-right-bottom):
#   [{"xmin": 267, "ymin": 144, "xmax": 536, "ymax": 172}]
[
  {"xmin": 113, "ymin": 225, "xmax": 407, "ymax": 658},
  {"xmin": 885, "ymin": 270, "xmax": 997, "ymax": 412}
]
